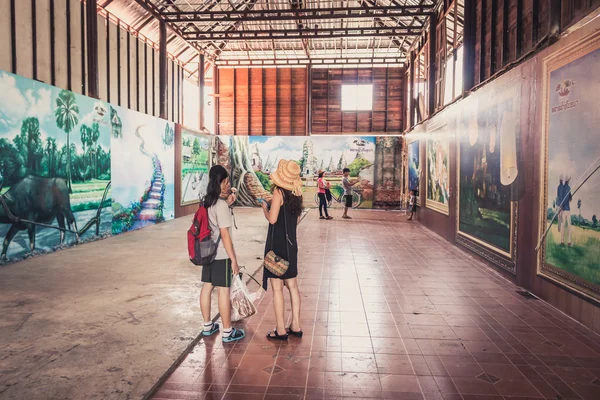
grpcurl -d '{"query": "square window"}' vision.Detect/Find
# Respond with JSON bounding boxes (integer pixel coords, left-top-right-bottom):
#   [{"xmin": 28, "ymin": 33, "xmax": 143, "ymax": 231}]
[{"xmin": 341, "ymin": 84, "xmax": 373, "ymax": 111}]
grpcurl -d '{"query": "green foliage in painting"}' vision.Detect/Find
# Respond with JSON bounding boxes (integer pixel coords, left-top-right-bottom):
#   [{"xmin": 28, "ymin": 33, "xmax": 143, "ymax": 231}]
[
  {"xmin": 55, "ymin": 90, "xmax": 80, "ymax": 192},
  {"xmin": 348, "ymin": 157, "xmax": 370, "ymax": 177},
  {"xmin": 255, "ymin": 171, "xmax": 272, "ymax": 191}
]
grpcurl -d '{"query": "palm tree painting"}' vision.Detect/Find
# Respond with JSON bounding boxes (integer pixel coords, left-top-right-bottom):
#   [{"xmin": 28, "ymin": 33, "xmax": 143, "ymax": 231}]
[{"xmin": 55, "ymin": 90, "xmax": 80, "ymax": 193}]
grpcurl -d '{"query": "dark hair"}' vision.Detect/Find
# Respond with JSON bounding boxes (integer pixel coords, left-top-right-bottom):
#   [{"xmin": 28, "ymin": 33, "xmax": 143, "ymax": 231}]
[
  {"xmin": 318, "ymin": 171, "xmax": 324, "ymax": 178},
  {"xmin": 273, "ymin": 185, "xmax": 303, "ymax": 217},
  {"xmin": 343, "ymin": 168, "xmax": 350, "ymax": 174},
  {"xmin": 204, "ymin": 165, "xmax": 228, "ymax": 208}
]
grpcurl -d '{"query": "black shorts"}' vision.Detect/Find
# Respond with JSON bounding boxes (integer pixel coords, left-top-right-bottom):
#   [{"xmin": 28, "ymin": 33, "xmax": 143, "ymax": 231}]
[
  {"xmin": 201, "ymin": 258, "xmax": 233, "ymax": 287},
  {"xmin": 344, "ymin": 194, "xmax": 353, "ymax": 207}
]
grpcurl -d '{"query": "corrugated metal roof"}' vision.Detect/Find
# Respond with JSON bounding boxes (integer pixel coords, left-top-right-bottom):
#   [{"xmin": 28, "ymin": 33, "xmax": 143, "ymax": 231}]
[{"xmin": 99, "ymin": 0, "xmax": 441, "ymax": 70}]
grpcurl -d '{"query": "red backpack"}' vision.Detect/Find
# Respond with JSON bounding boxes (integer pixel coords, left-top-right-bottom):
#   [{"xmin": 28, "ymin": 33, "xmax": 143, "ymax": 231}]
[{"xmin": 187, "ymin": 204, "xmax": 221, "ymax": 265}]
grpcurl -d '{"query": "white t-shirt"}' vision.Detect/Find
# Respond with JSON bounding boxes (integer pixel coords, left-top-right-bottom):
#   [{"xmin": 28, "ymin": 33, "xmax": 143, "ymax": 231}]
[
  {"xmin": 207, "ymin": 199, "xmax": 233, "ymax": 260},
  {"xmin": 342, "ymin": 176, "xmax": 352, "ymax": 195}
]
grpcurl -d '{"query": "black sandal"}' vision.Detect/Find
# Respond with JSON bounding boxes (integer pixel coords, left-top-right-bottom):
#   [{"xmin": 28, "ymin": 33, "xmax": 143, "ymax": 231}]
[
  {"xmin": 286, "ymin": 327, "xmax": 303, "ymax": 338},
  {"xmin": 266, "ymin": 329, "xmax": 289, "ymax": 341}
]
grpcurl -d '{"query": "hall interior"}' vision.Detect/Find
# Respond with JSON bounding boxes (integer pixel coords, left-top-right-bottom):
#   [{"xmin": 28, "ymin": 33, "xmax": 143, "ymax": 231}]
[{"xmin": 0, "ymin": 1, "xmax": 599, "ymax": 399}]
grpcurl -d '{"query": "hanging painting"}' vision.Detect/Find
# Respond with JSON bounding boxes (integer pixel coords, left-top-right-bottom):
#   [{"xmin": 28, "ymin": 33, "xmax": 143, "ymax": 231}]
[
  {"xmin": 407, "ymin": 138, "xmax": 420, "ymax": 205},
  {"xmin": 456, "ymin": 80, "xmax": 520, "ymax": 273},
  {"xmin": 426, "ymin": 132, "xmax": 450, "ymax": 215},
  {"xmin": 538, "ymin": 33, "xmax": 600, "ymax": 300}
]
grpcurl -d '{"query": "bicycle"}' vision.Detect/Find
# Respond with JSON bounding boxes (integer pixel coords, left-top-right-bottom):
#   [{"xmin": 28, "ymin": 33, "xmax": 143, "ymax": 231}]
[{"xmin": 314, "ymin": 187, "xmax": 363, "ymax": 209}]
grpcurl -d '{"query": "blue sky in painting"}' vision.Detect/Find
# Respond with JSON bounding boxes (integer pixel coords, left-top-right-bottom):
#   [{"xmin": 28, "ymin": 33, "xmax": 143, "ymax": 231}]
[
  {"xmin": 0, "ymin": 70, "xmax": 111, "ymax": 151},
  {"xmin": 547, "ymin": 47, "xmax": 600, "ymax": 219}
]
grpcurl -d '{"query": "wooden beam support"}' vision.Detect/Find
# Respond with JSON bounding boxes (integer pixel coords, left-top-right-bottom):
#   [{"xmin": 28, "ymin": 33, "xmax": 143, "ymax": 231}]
[
  {"xmin": 409, "ymin": 51, "xmax": 415, "ymax": 128},
  {"xmin": 532, "ymin": 0, "xmax": 540, "ymax": 43},
  {"xmin": 502, "ymin": 0, "xmax": 509, "ymax": 67},
  {"xmin": 199, "ymin": 54, "xmax": 205, "ymax": 130},
  {"xmin": 490, "ymin": 0, "xmax": 497, "ymax": 74},
  {"xmin": 462, "ymin": 0, "xmax": 475, "ymax": 92},
  {"xmin": 479, "ymin": 0, "xmax": 487, "ymax": 83},
  {"xmin": 549, "ymin": 0, "xmax": 562, "ymax": 41},
  {"xmin": 427, "ymin": 12, "xmax": 436, "ymax": 118},
  {"xmin": 86, "ymin": 0, "xmax": 99, "ymax": 98},
  {"xmin": 159, "ymin": 21, "xmax": 168, "ymax": 119},
  {"xmin": 516, "ymin": 0, "xmax": 523, "ymax": 57}
]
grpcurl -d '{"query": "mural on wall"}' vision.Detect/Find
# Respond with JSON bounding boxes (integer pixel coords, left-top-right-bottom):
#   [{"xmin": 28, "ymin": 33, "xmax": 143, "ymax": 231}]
[
  {"xmin": 180, "ymin": 128, "xmax": 210, "ymax": 206},
  {"xmin": 226, "ymin": 136, "xmax": 376, "ymax": 208},
  {"xmin": 407, "ymin": 139, "xmax": 420, "ymax": 205},
  {"xmin": 539, "ymin": 37, "xmax": 600, "ymax": 299},
  {"xmin": 373, "ymin": 137, "xmax": 403, "ymax": 208},
  {"xmin": 426, "ymin": 135, "xmax": 450, "ymax": 215},
  {"xmin": 0, "ymin": 71, "xmax": 111, "ymax": 262},
  {"xmin": 111, "ymin": 105, "xmax": 175, "ymax": 234},
  {"xmin": 457, "ymin": 83, "xmax": 520, "ymax": 270}
]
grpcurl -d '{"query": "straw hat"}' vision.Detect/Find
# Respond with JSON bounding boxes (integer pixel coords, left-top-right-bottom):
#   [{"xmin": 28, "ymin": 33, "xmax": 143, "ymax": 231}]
[{"xmin": 270, "ymin": 160, "xmax": 303, "ymax": 196}]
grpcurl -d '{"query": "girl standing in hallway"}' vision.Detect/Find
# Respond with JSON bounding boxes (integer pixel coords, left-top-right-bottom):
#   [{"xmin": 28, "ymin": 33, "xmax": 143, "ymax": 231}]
[
  {"xmin": 260, "ymin": 160, "xmax": 304, "ymax": 341},
  {"xmin": 199, "ymin": 165, "xmax": 245, "ymax": 343},
  {"xmin": 317, "ymin": 170, "xmax": 333, "ymax": 220}
]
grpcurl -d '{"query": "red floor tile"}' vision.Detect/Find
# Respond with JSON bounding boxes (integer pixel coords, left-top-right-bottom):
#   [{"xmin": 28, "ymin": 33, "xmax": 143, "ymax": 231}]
[{"xmin": 150, "ymin": 211, "xmax": 600, "ymax": 400}]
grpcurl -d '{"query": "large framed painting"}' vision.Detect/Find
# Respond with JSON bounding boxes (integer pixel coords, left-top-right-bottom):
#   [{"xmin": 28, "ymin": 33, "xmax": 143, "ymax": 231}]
[
  {"xmin": 180, "ymin": 127, "xmax": 210, "ymax": 206},
  {"xmin": 456, "ymin": 81, "xmax": 520, "ymax": 274},
  {"xmin": 538, "ymin": 32, "xmax": 600, "ymax": 300},
  {"xmin": 426, "ymin": 129, "xmax": 450, "ymax": 215},
  {"xmin": 407, "ymin": 138, "xmax": 420, "ymax": 205}
]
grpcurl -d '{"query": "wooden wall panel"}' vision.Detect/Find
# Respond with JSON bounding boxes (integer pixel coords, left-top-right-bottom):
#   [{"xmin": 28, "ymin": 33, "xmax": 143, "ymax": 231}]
[
  {"xmin": 277, "ymin": 68, "xmax": 292, "ymax": 135},
  {"xmin": 97, "ymin": 14, "xmax": 107, "ymax": 101},
  {"xmin": 108, "ymin": 21, "xmax": 119, "ymax": 104},
  {"xmin": 218, "ymin": 68, "xmax": 235, "ymax": 135},
  {"xmin": 311, "ymin": 67, "xmax": 405, "ymax": 134},
  {"xmin": 14, "ymin": 0, "xmax": 33, "ymax": 80},
  {"xmin": 70, "ymin": 0, "xmax": 83, "ymax": 94},
  {"xmin": 310, "ymin": 69, "xmax": 329, "ymax": 133},
  {"xmin": 217, "ymin": 67, "xmax": 306, "ymax": 135},
  {"xmin": 250, "ymin": 68, "xmax": 263, "ymax": 134},
  {"xmin": 235, "ymin": 68, "xmax": 249, "ymax": 135},
  {"xmin": 264, "ymin": 68, "xmax": 277, "ymax": 135},
  {"xmin": 0, "ymin": 0, "xmax": 11, "ymax": 72},
  {"xmin": 291, "ymin": 68, "xmax": 306, "ymax": 135},
  {"xmin": 36, "ymin": 0, "xmax": 52, "ymax": 86}
]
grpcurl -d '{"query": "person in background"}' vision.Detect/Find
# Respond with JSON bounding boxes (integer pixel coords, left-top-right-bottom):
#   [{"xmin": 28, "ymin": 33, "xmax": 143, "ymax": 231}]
[
  {"xmin": 260, "ymin": 160, "xmax": 304, "ymax": 340},
  {"xmin": 559, "ymin": 175, "xmax": 573, "ymax": 247},
  {"xmin": 407, "ymin": 189, "xmax": 418, "ymax": 221},
  {"xmin": 199, "ymin": 165, "xmax": 245, "ymax": 343},
  {"xmin": 341, "ymin": 168, "xmax": 358, "ymax": 219},
  {"xmin": 317, "ymin": 170, "xmax": 332, "ymax": 220}
]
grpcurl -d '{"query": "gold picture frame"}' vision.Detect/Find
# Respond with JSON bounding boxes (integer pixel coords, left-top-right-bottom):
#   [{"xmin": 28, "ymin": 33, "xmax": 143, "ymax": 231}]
[{"xmin": 537, "ymin": 31, "xmax": 600, "ymax": 301}]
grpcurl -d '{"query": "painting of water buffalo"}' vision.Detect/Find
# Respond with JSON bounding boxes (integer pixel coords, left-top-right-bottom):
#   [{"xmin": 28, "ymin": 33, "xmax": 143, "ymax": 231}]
[{"xmin": 0, "ymin": 70, "xmax": 112, "ymax": 263}]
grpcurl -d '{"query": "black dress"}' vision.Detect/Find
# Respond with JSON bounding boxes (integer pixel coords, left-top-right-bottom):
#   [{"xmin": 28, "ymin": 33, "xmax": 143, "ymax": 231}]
[{"xmin": 262, "ymin": 199, "xmax": 298, "ymax": 290}]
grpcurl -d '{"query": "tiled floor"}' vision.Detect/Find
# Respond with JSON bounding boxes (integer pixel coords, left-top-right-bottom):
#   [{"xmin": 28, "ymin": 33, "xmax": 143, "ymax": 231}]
[{"xmin": 152, "ymin": 210, "xmax": 600, "ymax": 400}]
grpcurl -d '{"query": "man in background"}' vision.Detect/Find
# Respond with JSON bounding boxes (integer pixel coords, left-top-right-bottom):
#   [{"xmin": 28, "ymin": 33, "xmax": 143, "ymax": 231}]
[{"xmin": 342, "ymin": 168, "xmax": 358, "ymax": 219}]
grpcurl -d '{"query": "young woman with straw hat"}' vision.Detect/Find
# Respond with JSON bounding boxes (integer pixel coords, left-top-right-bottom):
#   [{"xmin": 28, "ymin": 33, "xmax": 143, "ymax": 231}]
[{"xmin": 259, "ymin": 159, "xmax": 304, "ymax": 341}]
